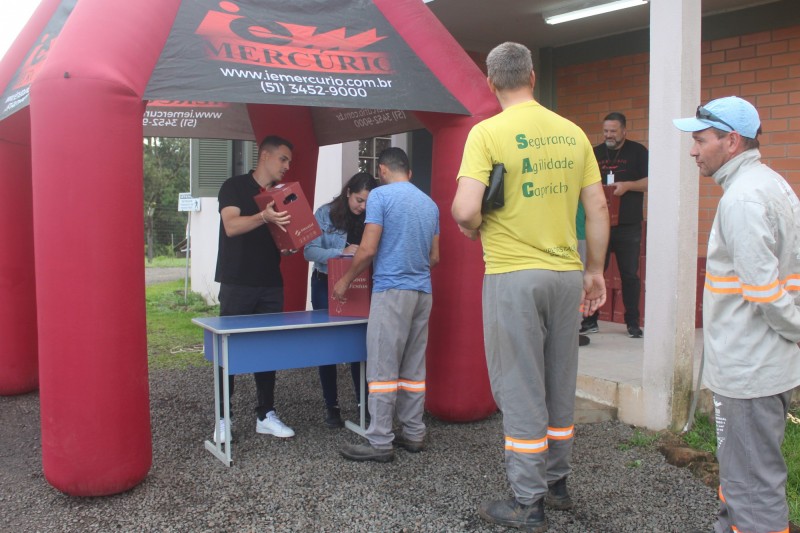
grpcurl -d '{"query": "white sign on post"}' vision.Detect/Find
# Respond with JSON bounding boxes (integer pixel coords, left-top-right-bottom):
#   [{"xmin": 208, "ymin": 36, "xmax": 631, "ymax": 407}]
[{"xmin": 178, "ymin": 192, "xmax": 201, "ymax": 212}]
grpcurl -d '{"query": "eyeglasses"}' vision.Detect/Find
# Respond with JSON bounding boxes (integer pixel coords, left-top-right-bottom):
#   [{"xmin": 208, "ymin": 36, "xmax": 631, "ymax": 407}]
[{"xmin": 696, "ymin": 105, "xmax": 736, "ymax": 132}]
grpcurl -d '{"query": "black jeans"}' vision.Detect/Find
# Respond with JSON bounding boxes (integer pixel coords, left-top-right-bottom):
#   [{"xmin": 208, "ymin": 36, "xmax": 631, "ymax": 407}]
[
  {"xmin": 311, "ymin": 271, "xmax": 362, "ymax": 407},
  {"xmin": 590, "ymin": 223, "xmax": 642, "ymax": 327},
  {"xmin": 218, "ymin": 283, "xmax": 283, "ymax": 419}
]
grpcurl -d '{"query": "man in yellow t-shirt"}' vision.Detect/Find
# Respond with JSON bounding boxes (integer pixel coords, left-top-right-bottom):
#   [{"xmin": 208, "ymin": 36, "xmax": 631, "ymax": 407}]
[{"xmin": 452, "ymin": 42, "xmax": 609, "ymax": 532}]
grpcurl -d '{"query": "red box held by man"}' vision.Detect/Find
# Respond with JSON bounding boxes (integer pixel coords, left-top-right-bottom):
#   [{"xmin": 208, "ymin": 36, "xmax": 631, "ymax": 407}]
[
  {"xmin": 254, "ymin": 182, "xmax": 321, "ymax": 250},
  {"xmin": 327, "ymin": 256, "xmax": 372, "ymax": 318}
]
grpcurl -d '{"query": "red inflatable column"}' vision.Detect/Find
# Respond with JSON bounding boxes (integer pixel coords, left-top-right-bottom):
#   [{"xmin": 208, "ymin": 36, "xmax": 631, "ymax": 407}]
[
  {"xmin": 374, "ymin": 0, "xmax": 500, "ymax": 420},
  {"xmin": 0, "ymin": 0, "xmax": 61, "ymax": 396},
  {"xmin": 0, "ymin": 118, "xmax": 37, "ymax": 395},
  {"xmin": 248, "ymin": 104, "xmax": 320, "ymax": 311},
  {"xmin": 29, "ymin": 0, "xmax": 181, "ymax": 495},
  {"xmin": 31, "ymin": 75, "xmax": 152, "ymax": 495},
  {"xmin": 425, "ymin": 118, "xmax": 497, "ymax": 421}
]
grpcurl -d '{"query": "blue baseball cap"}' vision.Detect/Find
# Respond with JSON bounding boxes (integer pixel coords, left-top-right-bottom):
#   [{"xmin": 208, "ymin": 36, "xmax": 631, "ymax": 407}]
[{"xmin": 672, "ymin": 96, "xmax": 761, "ymax": 139}]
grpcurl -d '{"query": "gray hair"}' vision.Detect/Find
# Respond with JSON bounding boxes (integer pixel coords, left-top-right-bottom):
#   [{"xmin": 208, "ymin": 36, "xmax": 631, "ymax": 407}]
[{"xmin": 486, "ymin": 42, "xmax": 533, "ymax": 91}]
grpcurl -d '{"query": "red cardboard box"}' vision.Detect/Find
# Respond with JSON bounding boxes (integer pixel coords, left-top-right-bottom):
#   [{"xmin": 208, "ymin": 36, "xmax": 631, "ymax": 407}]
[
  {"xmin": 697, "ymin": 256, "xmax": 707, "ymax": 280},
  {"xmin": 254, "ymin": 182, "xmax": 321, "ymax": 250},
  {"xmin": 612, "ymin": 289, "xmax": 625, "ymax": 324},
  {"xmin": 327, "ymin": 256, "xmax": 372, "ymax": 318},
  {"xmin": 606, "ymin": 254, "xmax": 621, "ymax": 290},
  {"xmin": 696, "ymin": 257, "xmax": 706, "ymax": 328},
  {"xmin": 695, "ymin": 280, "xmax": 704, "ymax": 328},
  {"xmin": 603, "ymin": 185, "xmax": 620, "ymax": 226},
  {"xmin": 640, "ymin": 220, "xmax": 647, "ymax": 252},
  {"xmin": 639, "ymin": 287, "xmax": 645, "ymax": 328},
  {"xmin": 639, "ymin": 255, "xmax": 646, "ymax": 284},
  {"xmin": 598, "ymin": 288, "xmax": 615, "ymax": 322}
]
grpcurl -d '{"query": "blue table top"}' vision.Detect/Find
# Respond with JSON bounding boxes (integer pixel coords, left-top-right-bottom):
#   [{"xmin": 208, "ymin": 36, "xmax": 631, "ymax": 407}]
[{"xmin": 192, "ymin": 309, "xmax": 367, "ymax": 335}]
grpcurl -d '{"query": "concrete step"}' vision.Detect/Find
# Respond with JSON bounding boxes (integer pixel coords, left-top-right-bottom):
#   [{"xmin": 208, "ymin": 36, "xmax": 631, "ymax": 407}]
[{"xmin": 574, "ymin": 396, "xmax": 617, "ymax": 424}]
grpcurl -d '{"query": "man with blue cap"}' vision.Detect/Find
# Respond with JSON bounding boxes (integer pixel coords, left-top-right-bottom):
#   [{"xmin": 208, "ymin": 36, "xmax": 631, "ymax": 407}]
[{"xmin": 675, "ymin": 96, "xmax": 800, "ymax": 533}]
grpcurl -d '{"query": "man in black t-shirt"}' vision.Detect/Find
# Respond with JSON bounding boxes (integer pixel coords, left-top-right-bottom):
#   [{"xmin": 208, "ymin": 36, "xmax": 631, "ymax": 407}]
[
  {"xmin": 580, "ymin": 112, "xmax": 648, "ymax": 338},
  {"xmin": 212, "ymin": 135, "xmax": 296, "ymax": 444}
]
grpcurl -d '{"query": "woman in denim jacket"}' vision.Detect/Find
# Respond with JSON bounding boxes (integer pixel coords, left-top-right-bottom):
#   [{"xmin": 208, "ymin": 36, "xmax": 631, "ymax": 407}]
[{"xmin": 304, "ymin": 172, "xmax": 377, "ymax": 428}]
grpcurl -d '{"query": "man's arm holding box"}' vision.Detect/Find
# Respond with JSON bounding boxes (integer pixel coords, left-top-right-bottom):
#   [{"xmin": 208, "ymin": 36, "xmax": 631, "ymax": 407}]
[
  {"xmin": 220, "ymin": 203, "xmax": 290, "ymax": 238},
  {"xmin": 332, "ymin": 223, "xmax": 381, "ymax": 302}
]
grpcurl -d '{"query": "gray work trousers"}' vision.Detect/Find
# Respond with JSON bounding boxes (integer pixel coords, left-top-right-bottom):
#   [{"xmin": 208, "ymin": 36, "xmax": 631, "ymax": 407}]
[
  {"xmin": 713, "ymin": 390, "xmax": 792, "ymax": 533},
  {"xmin": 364, "ymin": 289, "xmax": 432, "ymax": 449},
  {"xmin": 483, "ymin": 269, "xmax": 582, "ymax": 505}
]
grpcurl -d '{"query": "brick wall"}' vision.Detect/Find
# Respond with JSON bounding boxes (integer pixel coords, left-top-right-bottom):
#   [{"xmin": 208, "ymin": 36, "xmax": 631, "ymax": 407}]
[{"xmin": 555, "ymin": 24, "xmax": 800, "ymax": 257}]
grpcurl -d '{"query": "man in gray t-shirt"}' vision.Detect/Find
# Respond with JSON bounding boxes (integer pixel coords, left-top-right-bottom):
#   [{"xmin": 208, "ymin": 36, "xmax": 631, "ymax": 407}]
[{"xmin": 333, "ymin": 147, "xmax": 440, "ymax": 462}]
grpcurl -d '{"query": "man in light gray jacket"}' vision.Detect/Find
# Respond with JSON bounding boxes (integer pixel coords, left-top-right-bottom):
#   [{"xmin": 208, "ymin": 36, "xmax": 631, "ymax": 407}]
[{"xmin": 675, "ymin": 96, "xmax": 800, "ymax": 533}]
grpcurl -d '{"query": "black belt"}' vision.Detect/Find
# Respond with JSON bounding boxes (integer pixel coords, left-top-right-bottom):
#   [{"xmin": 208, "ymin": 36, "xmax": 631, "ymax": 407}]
[{"xmin": 312, "ymin": 270, "xmax": 328, "ymax": 280}]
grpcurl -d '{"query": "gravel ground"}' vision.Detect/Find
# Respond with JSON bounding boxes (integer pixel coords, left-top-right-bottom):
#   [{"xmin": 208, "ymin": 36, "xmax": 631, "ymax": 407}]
[{"xmin": 1, "ymin": 362, "xmax": 719, "ymax": 532}]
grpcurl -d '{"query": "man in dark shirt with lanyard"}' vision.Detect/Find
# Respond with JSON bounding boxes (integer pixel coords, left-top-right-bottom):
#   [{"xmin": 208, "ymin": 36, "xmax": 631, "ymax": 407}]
[
  {"xmin": 212, "ymin": 135, "xmax": 297, "ymax": 444},
  {"xmin": 581, "ymin": 112, "xmax": 648, "ymax": 338}
]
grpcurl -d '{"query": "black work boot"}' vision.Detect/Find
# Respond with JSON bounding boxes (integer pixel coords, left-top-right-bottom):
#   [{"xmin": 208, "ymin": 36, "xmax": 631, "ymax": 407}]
[
  {"xmin": 478, "ymin": 497, "xmax": 546, "ymax": 532},
  {"xmin": 545, "ymin": 477, "xmax": 573, "ymax": 510},
  {"xmin": 324, "ymin": 406, "xmax": 344, "ymax": 429}
]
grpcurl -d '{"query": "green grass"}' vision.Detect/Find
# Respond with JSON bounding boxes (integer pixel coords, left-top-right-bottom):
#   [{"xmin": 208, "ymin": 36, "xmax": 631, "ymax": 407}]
[
  {"xmin": 146, "ymin": 280, "xmax": 217, "ymax": 369},
  {"xmin": 785, "ymin": 414, "xmax": 800, "ymax": 524},
  {"xmin": 682, "ymin": 408, "xmax": 800, "ymax": 524},
  {"xmin": 682, "ymin": 411, "xmax": 716, "ymax": 454},
  {"xmin": 145, "ymin": 256, "xmax": 188, "ymax": 268},
  {"xmin": 618, "ymin": 428, "xmax": 660, "ymax": 451}
]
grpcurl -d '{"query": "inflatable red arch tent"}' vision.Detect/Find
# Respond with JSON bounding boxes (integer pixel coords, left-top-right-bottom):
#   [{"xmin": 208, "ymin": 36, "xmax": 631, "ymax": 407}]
[{"xmin": 0, "ymin": 0, "xmax": 500, "ymax": 495}]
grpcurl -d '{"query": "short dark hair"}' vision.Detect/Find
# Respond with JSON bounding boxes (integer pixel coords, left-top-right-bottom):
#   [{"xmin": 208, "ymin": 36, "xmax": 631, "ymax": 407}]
[
  {"xmin": 710, "ymin": 126, "xmax": 761, "ymax": 150},
  {"xmin": 377, "ymin": 147, "xmax": 410, "ymax": 175},
  {"xmin": 603, "ymin": 112, "xmax": 627, "ymax": 128},
  {"xmin": 742, "ymin": 135, "xmax": 761, "ymax": 150},
  {"xmin": 259, "ymin": 135, "xmax": 293, "ymax": 155}
]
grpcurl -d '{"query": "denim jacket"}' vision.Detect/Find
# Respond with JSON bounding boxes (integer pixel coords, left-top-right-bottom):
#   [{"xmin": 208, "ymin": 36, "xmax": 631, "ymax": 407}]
[{"xmin": 303, "ymin": 203, "xmax": 347, "ymax": 274}]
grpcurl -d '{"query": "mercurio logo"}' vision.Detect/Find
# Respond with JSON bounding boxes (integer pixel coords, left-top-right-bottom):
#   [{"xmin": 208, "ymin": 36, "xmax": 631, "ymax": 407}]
[{"xmin": 196, "ymin": 1, "xmax": 392, "ymax": 74}]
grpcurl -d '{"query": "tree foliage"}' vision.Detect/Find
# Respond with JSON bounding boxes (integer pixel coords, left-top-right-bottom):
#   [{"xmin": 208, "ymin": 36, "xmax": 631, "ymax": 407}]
[{"xmin": 143, "ymin": 137, "xmax": 190, "ymax": 261}]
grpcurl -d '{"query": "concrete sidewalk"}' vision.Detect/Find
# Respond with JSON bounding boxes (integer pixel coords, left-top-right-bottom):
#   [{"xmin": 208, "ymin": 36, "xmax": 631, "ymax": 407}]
[{"xmin": 576, "ymin": 321, "xmax": 705, "ymax": 425}]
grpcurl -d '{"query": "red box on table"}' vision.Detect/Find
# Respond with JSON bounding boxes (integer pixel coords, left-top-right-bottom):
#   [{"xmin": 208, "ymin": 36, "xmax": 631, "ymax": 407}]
[
  {"xmin": 254, "ymin": 182, "xmax": 321, "ymax": 250},
  {"xmin": 327, "ymin": 256, "xmax": 372, "ymax": 318}
]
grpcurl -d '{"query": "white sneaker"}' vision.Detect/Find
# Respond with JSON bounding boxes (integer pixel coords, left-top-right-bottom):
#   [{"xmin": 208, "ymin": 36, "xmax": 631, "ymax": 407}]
[
  {"xmin": 213, "ymin": 418, "xmax": 231, "ymax": 444},
  {"xmin": 256, "ymin": 411, "xmax": 295, "ymax": 438}
]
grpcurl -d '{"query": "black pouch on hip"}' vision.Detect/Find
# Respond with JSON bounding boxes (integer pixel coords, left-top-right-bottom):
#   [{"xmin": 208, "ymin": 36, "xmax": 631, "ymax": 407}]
[{"xmin": 482, "ymin": 163, "xmax": 506, "ymax": 212}]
